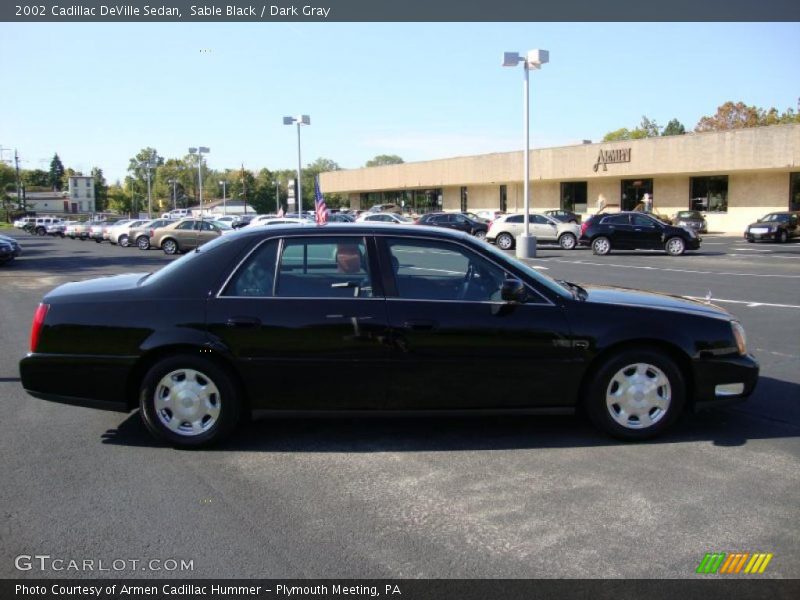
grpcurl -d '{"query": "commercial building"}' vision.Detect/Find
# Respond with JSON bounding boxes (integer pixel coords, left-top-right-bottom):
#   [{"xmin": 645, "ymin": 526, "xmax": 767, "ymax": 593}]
[{"xmin": 319, "ymin": 124, "xmax": 800, "ymax": 233}]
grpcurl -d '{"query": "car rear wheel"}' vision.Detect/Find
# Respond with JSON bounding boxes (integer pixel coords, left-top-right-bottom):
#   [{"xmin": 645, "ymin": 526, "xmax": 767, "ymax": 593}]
[
  {"xmin": 94, "ymin": 237, "xmax": 102, "ymax": 243},
  {"xmin": 136, "ymin": 236, "xmax": 151, "ymax": 250},
  {"xmin": 495, "ymin": 232, "xmax": 515, "ymax": 250},
  {"xmin": 778, "ymin": 230, "xmax": 788, "ymax": 243},
  {"xmin": 665, "ymin": 237, "xmax": 685, "ymax": 256},
  {"xmin": 559, "ymin": 232, "xmax": 577, "ymax": 250},
  {"xmin": 118, "ymin": 234, "xmax": 129, "ymax": 247},
  {"xmin": 162, "ymin": 239, "xmax": 179, "ymax": 255},
  {"xmin": 474, "ymin": 230, "xmax": 487, "ymax": 241},
  {"xmin": 139, "ymin": 355, "xmax": 241, "ymax": 448},
  {"xmin": 584, "ymin": 349, "xmax": 685, "ymax": 440},
  {"xmin": 591, "ymin": 236, "xmax": 611, "ymax": 255},
  {"xmin": 36, "ymin": 227, "xmax": 46, "ymax": 236}
]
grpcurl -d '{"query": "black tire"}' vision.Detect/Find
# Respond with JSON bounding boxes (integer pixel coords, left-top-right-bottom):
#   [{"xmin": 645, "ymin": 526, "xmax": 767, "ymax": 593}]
[
  {"xmin": 139, "ymin": 355, "xmax": 241, "ymax": 448},
  {"xmin": 584, "ymin": 348, "xmax": 685, "ymax": 441},
  {"xmin": 94, "ymin": 237, "xmax": 102, "ymax": 243},
  {"xmin": 778, "ymin": 230, "xmax": 788, "ymax": 244},
  {"xmin": 162, "ymin": 238, "xmax": 179, "ymax": 255},
  {"xmin": 36, "ymin": 227, "xmax": 46, "ymax": 236},
  {"xmin": 136, "ymin": 236, "xmax": 151, "ymax": 250},
  {"xmin": 118, "ymin": 234, "xmax": 129, "ymax": 247},
  {"xmin": 746, "ymin": 238, "xmax": 754, "ymax": 243},
  {"xmin": 558, "ymin": 232, "xmax": 577, "ymax": 250},
  {"xmin": 665, "ymin": 236, "xmax": 686, "ymax": 256},
  {"xmin": 591, "ymin": 236, "xmax": 611, "ymax": 255},
  {"xmin": 473, "ymin": 230, "xmax": 487, "ymax": 241},
  {"xmin": 495, "ymin": 232, "xmax": 515, "ymax": 250}
]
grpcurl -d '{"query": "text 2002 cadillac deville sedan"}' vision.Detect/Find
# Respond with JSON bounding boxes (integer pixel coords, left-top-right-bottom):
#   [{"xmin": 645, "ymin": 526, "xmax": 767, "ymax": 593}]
[{"xmin": 20, "ymin": 224, "xmax": 758, "ymax": 448}]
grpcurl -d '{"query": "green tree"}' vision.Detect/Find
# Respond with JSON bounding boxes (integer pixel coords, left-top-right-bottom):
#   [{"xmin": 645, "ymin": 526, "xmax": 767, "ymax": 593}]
[
  {"xmin": 695, "ymin": 101, "xmax": 762, "ymax": 132},
  {"xmin": 632, "ymin": 116, "xmax": 660, "ymax": 138},
  {"xmin": 602, "ymin": 128, "xmax": 632, "ymax": 142},
  {"xmin": 91, "ymin": 167, "xmax": 108, "ymax": 212},
  {"xmin": 0, "ymin": 162, "xmax": 16, "ymax": 221},
  {"xmin": 662, "ymin": 118, "xmax": 686, "ymax": 136},
  {"xmin": 365, "ymin": 154, "xmax": 404, "ymax": 167},
  {"xmin": 48, "ymin": 153, "xmax": 65, "ymax": 190},
  {"xmin": 22, "ymin": 169, "xmax": 50, "ymax": 188}
]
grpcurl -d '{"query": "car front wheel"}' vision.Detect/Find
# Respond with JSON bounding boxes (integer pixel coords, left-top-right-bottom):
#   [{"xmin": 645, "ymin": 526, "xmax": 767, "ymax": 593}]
[
  {"xmin": 118, "ymin": 234, "xmax": 129, "ymax": 247},
  {"xmin": 136, "ymin": 236, "xmax": 151, "ymax": 250},
  {"xmin": 139, "ymin": 355, "xmax": 241, "ymax": 448},
  {"xmin": 495, "ymin": 232, "xmax": 515, "ymax": 250},
  {"xmin": 591, "ymin": 236, "xmax": 611, "ymax": 255},
  {"xmin": 559, "ymin": 232, "xmax": 577, "ymax": 250},
  {"xmin": 665, "ymin": 236, "xmax": 685, "ymax": 256},
  {"xmin": 162, "ymin": 239, "xmax": 179, "ymax": 255},
  {"xmin": 584, "ymin": 349, "xmax": 685, "ymax": 440},
  {"xmin": 778, "ymin": 230, "xmax": 788, "ymax": 243}
]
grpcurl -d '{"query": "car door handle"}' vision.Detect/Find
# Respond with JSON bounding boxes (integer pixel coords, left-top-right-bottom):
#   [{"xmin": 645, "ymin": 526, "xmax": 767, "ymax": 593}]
[
  {"xmin": 226, "ymin": 316, "xmax": 261, "ymax": 328},
  {"xmin": 403, "ymin": 320, "xmax": 437, "ymax": 331}
]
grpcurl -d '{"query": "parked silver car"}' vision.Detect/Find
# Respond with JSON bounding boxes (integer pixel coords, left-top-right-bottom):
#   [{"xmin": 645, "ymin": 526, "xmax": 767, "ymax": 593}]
[{"xmin": 487, "ymin": 213, "xmax": 581, "ymax": 250}]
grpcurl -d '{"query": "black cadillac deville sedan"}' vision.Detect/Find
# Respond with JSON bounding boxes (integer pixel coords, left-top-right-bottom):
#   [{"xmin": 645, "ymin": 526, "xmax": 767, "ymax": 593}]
[{"xmin": 20, "ymin": 224, "xmax": 758, "ymax": 448}]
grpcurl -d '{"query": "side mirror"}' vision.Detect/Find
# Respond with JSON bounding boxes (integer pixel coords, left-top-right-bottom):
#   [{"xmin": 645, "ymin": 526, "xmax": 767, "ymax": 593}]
[{"xmin": 501, "ymin": 278, "xmax": 527, "ymax": 303}]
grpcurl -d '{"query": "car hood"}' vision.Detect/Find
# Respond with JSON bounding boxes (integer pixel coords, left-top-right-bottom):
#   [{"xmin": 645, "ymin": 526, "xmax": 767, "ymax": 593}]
[
  {"xmin": 746, "ymin": 220, "xmax": 779, "ymax": 228},
  {"xmin": 582, "ymin": 284, "xmax": 730, "ymax": 319},
  {"xmin": 44, "ymin": 273, "xmax": 149, "ymax": 301}
]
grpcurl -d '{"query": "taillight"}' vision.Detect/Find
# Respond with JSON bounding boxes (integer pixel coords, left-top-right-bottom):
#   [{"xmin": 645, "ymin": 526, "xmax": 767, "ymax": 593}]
[
  {"xmin": 30, "ymin": 303, "xmax": 49, "ymax": 352},
  {"xmin": 580, "ymin": 221, "xmax": 589, "ymax": 236},
  {"xmin": 149, "ymin": 229, "xmax": 155, "ymax": 236}
]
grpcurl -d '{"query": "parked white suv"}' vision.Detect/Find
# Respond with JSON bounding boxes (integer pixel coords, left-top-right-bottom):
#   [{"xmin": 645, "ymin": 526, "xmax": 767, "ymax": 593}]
[
  {"xmin": 29, "ymin": 217, "xmax": 64, "ymax": 236},
  {"xmin": 487, "ymin": 213, "xmax": 580, "ymax": 250}
]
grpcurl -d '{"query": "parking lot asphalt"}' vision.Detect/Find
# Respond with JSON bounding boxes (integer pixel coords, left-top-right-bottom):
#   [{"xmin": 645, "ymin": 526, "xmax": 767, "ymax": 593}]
[{"xmin": 0, "ymin": 230, "xmax": 798, "ymax": 579}]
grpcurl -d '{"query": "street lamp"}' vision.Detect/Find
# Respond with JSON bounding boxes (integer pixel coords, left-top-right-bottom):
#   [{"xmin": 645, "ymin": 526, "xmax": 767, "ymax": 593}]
[
  {"xmin": 502, "ymin": 49, "xmax": 549, "ymax": 258},
  {"xmin": 219, "ymin": 180, "xmax": 227, "ymax": 215},
  {"xmin": 188, "ymin": 147, "xmax": 210, "ymax": 216},
  {"xmin": 167, "ymin": 178, "xmax": 178, "ymax": 211},
  {"xmin": 138, "ymin": 154, "xmax": 156, "ymax": 218},
  {"xmin": 283, "ymin": 115, "xmax": 310, "ymax": 215}
]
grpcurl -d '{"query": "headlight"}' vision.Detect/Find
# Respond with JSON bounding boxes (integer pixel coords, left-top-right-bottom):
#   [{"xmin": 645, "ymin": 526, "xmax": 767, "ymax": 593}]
[{"xmin": 731, "ymin": 321, "xmax": 747, "ymax": 355}]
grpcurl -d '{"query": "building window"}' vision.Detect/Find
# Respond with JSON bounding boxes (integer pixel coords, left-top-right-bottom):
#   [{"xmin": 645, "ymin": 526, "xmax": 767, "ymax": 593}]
[
  {"xmin": 499, "ymin": 185, "xmax": 507, "ymax": 213},
  {"xmin": 691, "ymin": 176, "xmax": 728, "ymax": 212},
  {"xmin": 621, "ymin": 179, "xmax": 653, "ymax": 212},
  {"xmin": 791, "ymin": 173, "xmax": 800, "ymax": 211},
  {"xmin": 560, "ymin": 182, "xmax": 587, "ymax": 214},
  {"xmin": 460, "ymin": 187, "xmax": 468, "ymax": 212}
]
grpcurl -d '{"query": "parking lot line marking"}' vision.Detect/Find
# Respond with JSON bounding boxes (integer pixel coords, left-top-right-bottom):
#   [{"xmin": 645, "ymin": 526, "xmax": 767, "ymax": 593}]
[
  {"xmin": 686, "ymin": 296, "xmax": 800, "ymax": 310},
  {"xmin": 533, "ymin": 259, "xmax": 800, "ymax": 279},
  {"xmin": 754, "ymin": 348, "xmax": 799, "ymax": 359}
]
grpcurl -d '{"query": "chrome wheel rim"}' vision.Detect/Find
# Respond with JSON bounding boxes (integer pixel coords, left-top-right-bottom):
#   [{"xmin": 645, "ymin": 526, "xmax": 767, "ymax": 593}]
[
  {"xmin": 154, "ymin": 368, "xmax": 221, "ymax": 437},
  {"xmin": 119, "ymin": 235, "xmax": 128, "ymax": 247},
  {"xmin": 606, "ymin": 363, "xmax": 671, "ymax": 430},
  {"xmin": 497, "ymin": 234, "xmax": 513, "ymax": 250},
  {"xmin": 667, "ymin": 238, "xmax": 684, "ymax": 255},
  {"xmin": 593, "ymin": 238, "xmax": 610, "ymax": 254},
  {"xmin": 137, "ymin": 237, "xmax": 150, "ymax": 250},
  {"xmin": 474, "ymin": 231, "xmax": 487, "ymax": 240},
  {"xmin": 163, "ymin": 240, "xmax": 177, "ymax": 254},
  {"xmin": 560, "ymin": 234, "xmax": 576, "ymax": 249}
]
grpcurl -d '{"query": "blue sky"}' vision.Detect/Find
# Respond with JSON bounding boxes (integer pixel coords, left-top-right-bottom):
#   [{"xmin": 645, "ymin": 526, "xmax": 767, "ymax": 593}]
[{"xmin": 1, "ymin": 22, "xmax": 798, "ymax": 183}]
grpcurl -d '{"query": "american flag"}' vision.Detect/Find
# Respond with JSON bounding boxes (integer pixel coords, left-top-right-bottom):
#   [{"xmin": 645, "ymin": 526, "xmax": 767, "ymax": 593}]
[{"xmin": 314, "ymin": 176, "xmax": 327, "ymax": 225}]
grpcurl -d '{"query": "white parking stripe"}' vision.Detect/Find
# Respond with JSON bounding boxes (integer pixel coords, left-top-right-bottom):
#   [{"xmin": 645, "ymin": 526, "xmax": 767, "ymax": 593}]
[
  {"xmin": 530, "ymin": 259, "xmax": 800, "ymax": 279},
  {"xmin": 686, "ymin": 296, "xmax": 800, "ymax": 310}
]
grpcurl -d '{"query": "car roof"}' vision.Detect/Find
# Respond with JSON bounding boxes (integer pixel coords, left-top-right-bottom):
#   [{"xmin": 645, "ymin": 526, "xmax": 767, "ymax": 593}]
[{"xmin": 226, "ymin": 222, "xmax": 474, "ymax": 243}]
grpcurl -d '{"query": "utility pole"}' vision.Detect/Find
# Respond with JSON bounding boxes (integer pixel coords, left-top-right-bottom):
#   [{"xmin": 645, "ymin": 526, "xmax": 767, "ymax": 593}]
[{"xmin": 14, "ymin": 149, "xmax": 23, "ymax": 212}]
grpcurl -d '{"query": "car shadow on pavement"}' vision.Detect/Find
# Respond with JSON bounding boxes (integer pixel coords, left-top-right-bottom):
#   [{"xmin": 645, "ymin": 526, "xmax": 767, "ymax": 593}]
[{"xmin": 101, "ymin": 377, "xmax": 799, "ymax": 452}]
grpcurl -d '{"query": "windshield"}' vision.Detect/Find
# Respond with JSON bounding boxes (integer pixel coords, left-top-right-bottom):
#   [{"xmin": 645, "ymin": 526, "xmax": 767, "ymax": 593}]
[
  {"xmin": 676, "ymin": 211, "xmax": 700, "ymax": 219},
  {"xmin": 760, "ymin": 213, "xmax": 789, "ymax": 223}
]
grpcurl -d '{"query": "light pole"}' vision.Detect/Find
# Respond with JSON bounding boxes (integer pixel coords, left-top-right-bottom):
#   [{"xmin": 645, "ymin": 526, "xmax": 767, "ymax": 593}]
[
  {"xmin": 167, "ymin": 178, "xmax": 178, "ymax": 211},
  {"xmin": 275, "ymin": 180, "xmax": 280, "ymax": 213},
  {"xmin": 502, "ymin": 49, "xmax": 549, "ymax": 259},
  {"xmin": 188, "ymin": 147, "xmax": 210, "ymax": 217},
  {"xmin": 283, "ymin": 115, "xmax": 310, "ymax": 216},
  {"xmin": 219, "ymin": 180, "xmax": 227, "ymax": 214},
  {"xmin": 138, "ymin": 154, "xmax": 156, "ymax": 218}
]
